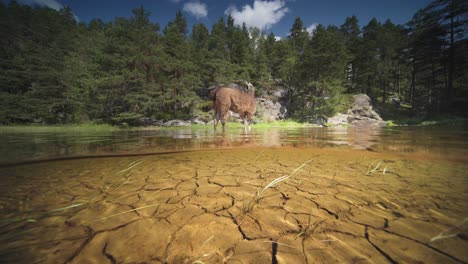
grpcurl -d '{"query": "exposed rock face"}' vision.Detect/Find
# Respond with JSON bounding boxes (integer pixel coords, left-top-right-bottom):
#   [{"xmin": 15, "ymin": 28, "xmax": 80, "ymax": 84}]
[{"xmin": 328, "ymin": 94, "xmax": 385, "ymax": 127}]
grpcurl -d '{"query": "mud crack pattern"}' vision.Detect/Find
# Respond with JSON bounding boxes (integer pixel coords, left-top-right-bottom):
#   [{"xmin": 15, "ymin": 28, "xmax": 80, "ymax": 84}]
[{"xmin": 0, "ymin": 147, "xmax": 467, "ymax": 263}]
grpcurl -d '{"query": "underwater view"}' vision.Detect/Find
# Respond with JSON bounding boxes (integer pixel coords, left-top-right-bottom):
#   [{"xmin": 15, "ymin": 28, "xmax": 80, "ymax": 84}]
[{"xmin": 0, "ymin": 126, "xmax": 467, "ymax": 263}]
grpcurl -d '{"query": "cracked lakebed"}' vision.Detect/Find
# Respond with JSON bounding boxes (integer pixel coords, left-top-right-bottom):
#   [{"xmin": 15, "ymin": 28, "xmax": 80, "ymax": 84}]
[{"xmin": 0, "ymin": 147, "xmax": 467, "ymax": 263}]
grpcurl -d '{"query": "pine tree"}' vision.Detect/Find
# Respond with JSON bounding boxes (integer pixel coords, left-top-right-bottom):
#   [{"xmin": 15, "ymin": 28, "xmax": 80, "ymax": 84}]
[
  {"xmin": 292, "ymin": 25, "xmax": 348, "ymax": 119},
  {"xmin": 162, "ymin": 11, "xmax": 200, "ymax": 119},
  {"xmin": 288, "ymin": 17, "xmax": 308, "ymax": 55},
  {"xmin": 339, "ymin": 16, "xmax": 361, "ymax": 92}
]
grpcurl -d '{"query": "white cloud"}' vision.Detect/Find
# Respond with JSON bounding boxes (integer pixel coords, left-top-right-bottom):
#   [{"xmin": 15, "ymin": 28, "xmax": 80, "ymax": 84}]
[
  {"xmin": 19, "ymin": 0, "xmax": 79, "ymax": 21},
  {"xmin": 306, "ymin": 23, "xmax": 318, "ymax": 35},
  {"xmin": 225, "ymin": 0, "xmax": 289, "ymax": 31},
  {"xmin": 274, "ymin": 36, "xmax": 281, "ymax": 41},
  {"xmin": 19, "ymin": 0, "xmax": 62, "ymax": 10},
  {"xmin": 183, "ymin": 1, "xmax": 208, "ymax": 19}
]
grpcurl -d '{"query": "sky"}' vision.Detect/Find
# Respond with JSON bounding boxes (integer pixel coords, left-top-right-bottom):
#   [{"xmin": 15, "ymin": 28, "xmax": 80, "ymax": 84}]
[{"xmin": 13, "ymin": 0, "xmax": 432, "ymax": 37}]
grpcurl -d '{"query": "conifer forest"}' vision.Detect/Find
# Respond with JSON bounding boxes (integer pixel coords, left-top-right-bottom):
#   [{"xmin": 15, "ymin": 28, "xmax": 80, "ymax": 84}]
[{"xmin": 0, "ymin": 0, "xmax": 466, "ymax": 125}]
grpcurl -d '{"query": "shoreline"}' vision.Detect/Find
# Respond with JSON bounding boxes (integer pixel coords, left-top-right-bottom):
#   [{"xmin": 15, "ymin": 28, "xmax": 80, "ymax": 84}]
[{"xmin": 0, "ymin": 117, "xmax": 466, "ymax": 133}]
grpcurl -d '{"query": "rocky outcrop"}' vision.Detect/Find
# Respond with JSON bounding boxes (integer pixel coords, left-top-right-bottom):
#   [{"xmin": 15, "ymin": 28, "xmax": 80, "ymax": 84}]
[
  {"xmin": 328, "ymin": 94, "xmax": 386, "ymax": 127},
  {"xmin": 255, "ymin": 88, "xmax": 288, "ymax": 122},
  {"xmin": 256, "ymin": 98, "xmax": 287, "ymax": 122}
]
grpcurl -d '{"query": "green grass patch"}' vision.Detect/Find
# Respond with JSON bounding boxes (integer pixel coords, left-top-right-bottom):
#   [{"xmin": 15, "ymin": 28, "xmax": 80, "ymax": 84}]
[
  {"xmin": 385, "ymin": 117, "xmax": 467, "ymax": 127},
  {"xmin": 253, "ymin": 120, "xmax": 310, "ymax": 128},
  {"xmin": 0, "ymin": 120, "xmax": 317, "ymax": 133},
  {"xmin": 189, "ymin": 120, "xmax": 311, "ymax": 130},
  {"xmin": 0, "ymin": 123, "xmax": 121, "ymax": 133}
]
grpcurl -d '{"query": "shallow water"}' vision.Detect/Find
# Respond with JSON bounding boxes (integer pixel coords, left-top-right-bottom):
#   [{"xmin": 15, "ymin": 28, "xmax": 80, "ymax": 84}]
[
  {"xmin": 1, "ymin": 126, "xmax": 467, "ymax": 164},
  {"xmin": 0, "ymin": 126, "xmax": 467, "ymax": 263}
]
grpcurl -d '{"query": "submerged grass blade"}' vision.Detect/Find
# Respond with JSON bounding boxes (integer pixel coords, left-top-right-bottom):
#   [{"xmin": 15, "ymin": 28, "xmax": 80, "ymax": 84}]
[
  {"xmin": 117, "ymin": 160, "xmax": 142, "ymax": 174},
  {"xmin": 259, "ymin": 159, "xmax": 312, "ymax": 197},
  {"xmin": 0, "ymin": 203, "xmax": 86, "ymax": 225},
  {"xmin": 429, "ymin": 233, "xmax": 457, "ymax": 242},
  {"xmin": 94, "ymin": 203, "xmax": 159, "ymax": 222},
  {"xmin": 254, "ymin": 150, "xmax": 266, "ymax": 161},
  {"xmin": 429, "ymin": 217, "xmax": 468, "ymax": 243},
  {"xmin": 47, "ymin": 203, "xmax": 86, "ymax": 213},
  {"xmin": 202, "ymin": 235, "xmax": 214, "ymax": 247},
  {"xmin": 0, "ymin": 218, "xmax": 37, "ymax": 223},
  {"xmin": 366, "ymin": 160, "xmax": 382, "ymax": 175}
]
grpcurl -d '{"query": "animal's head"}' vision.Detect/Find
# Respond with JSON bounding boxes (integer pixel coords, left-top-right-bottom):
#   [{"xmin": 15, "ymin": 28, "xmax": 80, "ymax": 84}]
[{"xmin": 244, "ymin": 81, "xmax": 255, "ymax": 95}]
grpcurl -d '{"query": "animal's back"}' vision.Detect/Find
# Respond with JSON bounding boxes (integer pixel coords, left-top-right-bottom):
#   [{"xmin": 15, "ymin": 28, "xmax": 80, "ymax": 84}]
[{"xmin": 211, "ymin": 85, "xmax": 256, "ymax": 117}]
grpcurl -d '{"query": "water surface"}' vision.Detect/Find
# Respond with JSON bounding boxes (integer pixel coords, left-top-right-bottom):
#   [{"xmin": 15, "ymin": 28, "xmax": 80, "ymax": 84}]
[{"xmin": 1, "ymin": 126, "xmax": 467, "ymax": 164}]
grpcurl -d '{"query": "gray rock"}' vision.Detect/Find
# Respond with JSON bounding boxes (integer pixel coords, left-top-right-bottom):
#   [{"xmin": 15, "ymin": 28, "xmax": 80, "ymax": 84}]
[
  {"xmin": 256, "ymin": 98, "xmax": 287, "ymax": 121},
  {"xmin": 327, "ymin": 113, "xmax": 350, "ymax": 126},
  {"xmin": 191, "ymin": 118, "xmax": 206, "ymax": 125},
  {"xmin": 163, "ymin": 120, "xmax": 191, "ymax": 126},
  {"xmin": 389, "ymin": 95, "xmax": 401, "ymax": 106},
  {"xmin": 271, "ymin": 88, "xmax": 287, "ymax": 98},
  {"xmin": 328, "ymin": 94, "xmax": 385, "ymax": 127},
  {"xmin": 141, "ymin": 118, "xmax": 164, "ymax": 126}
]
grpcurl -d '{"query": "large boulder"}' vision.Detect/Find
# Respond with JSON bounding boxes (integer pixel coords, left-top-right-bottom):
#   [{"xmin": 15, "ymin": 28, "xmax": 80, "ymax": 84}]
[
  {"xmin": 348, "ymin": 94, "xmax": 382, "ymax": 120},
  {"xmin": 328, "ymin": 94, "xmax": 385, "ymax": 127}
]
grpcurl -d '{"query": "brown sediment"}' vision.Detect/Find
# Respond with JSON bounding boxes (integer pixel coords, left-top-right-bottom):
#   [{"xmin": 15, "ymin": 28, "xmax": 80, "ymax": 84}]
[{"xmin": 0, "ymin": 147, "xmax": 467, "ymax": 263}]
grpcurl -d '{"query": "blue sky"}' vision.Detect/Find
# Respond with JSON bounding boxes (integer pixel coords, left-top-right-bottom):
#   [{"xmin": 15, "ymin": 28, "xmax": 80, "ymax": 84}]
[{"xmin": 15, "ymin": 0, "xmax": 431, "ymax": 37}]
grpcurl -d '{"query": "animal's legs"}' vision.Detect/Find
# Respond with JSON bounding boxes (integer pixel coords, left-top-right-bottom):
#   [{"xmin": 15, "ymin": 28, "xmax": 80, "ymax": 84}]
[
  {"xmin": 239, "ymin": 113, "xmax": 248, "ymax": 130},
  {"xmin": 214, "ymin": 105, "xmax": 225, "ymax": 132},
  {"xmin": 246, "ymin": 112, "xmax": 253, "ymax": 131},
  {"xmin": 220, "ymin": 108, "xmax": 229, "ymax": 131},
  {"xmin": 213, "ymin": 108, "xmax": 219, "ymax": 131}
]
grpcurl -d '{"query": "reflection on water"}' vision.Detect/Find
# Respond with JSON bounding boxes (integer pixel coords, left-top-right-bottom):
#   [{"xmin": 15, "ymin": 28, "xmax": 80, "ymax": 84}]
[{"xmin": 1, "ymin": 126, "xmax": 467, "ymax": 164}]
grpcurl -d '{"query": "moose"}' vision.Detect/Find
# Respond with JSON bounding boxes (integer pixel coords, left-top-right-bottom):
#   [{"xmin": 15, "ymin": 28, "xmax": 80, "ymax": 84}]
[{"xmin": 208, "ymin": 82, "xmax": 257, "ymax": 131}]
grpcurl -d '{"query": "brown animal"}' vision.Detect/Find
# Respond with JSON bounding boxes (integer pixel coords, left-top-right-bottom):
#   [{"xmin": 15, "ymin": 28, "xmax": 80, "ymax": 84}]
[{"xmin": 208, "ymin": 82, "xmax": 256, "ymax": 131}]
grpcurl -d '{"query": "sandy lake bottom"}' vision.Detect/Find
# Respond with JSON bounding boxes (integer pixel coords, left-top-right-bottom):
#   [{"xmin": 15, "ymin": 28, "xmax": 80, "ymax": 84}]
[{"xmin": 0, "ymin": 146, "xmax": 467, "ymax": 263}]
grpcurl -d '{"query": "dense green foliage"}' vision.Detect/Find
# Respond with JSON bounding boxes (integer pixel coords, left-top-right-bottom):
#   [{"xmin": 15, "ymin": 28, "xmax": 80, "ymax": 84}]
[{"xmin": 0, "ymin": 1, "xmax": 466, "ymax": 124}]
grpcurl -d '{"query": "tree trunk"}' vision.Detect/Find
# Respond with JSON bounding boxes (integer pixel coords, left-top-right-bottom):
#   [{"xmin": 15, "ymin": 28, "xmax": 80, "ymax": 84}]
[
  {"xmin": 397, "ymin": 60, "xmax": 401, "ymax": 97},
  {"xmin": 410, "ymin": 60, "xmax": 416, "ymax": 107},
  {"xmin": 447, "ymin": 7, "xmax": 454, "ymax": 110}
]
